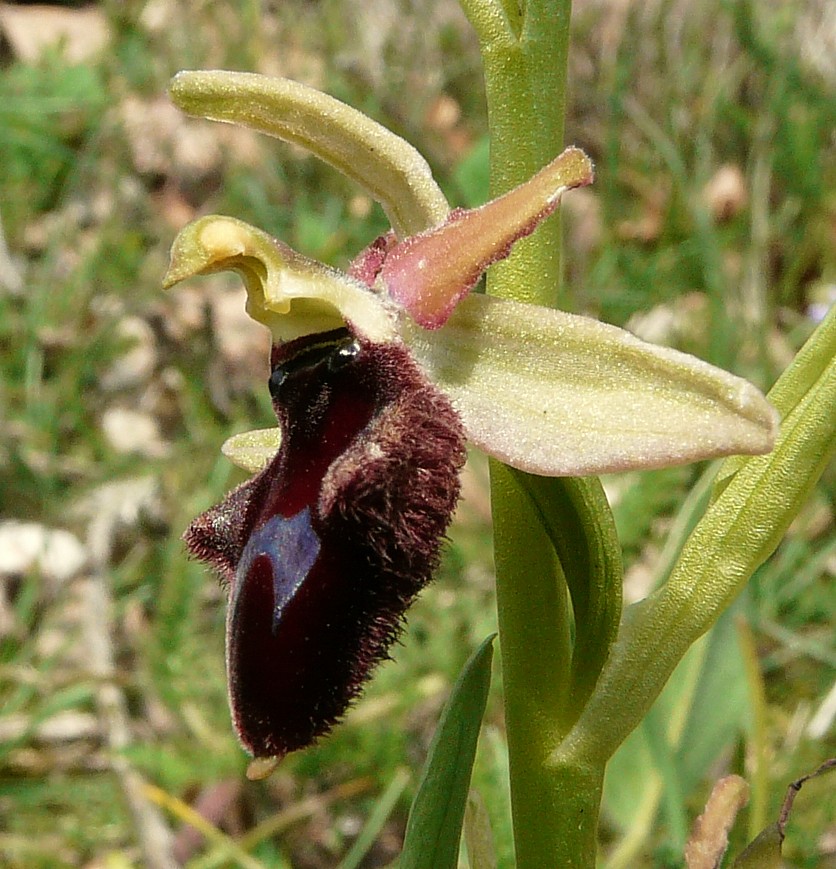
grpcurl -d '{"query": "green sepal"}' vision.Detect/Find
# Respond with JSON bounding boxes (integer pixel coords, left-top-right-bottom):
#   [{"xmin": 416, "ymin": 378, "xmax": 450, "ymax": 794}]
[
  {"xmin": 406, "ymin": 293, "xmax": 778, "ymax": 476},
  {"xmin": 169, "ymin": 70, "xmax": 449, "ymax": 238}
]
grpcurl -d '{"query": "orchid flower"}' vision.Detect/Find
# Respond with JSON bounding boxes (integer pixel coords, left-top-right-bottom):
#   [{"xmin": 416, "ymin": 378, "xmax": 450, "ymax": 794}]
[{"xmin": 163, "ymin": 71, "xmax": 777, "ymax": 762}]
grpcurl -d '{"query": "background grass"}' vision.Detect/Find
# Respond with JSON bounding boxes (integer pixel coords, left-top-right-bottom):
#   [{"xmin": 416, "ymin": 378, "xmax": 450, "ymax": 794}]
[{"xmin": 0, "ymin": 0, "xmax": 833, "ymax": 866}]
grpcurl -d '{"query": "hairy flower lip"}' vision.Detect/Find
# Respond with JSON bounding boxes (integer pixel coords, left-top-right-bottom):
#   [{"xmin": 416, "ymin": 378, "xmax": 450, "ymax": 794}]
[{"xmin": 186, "ymin": 329, "xmax": 467, "ymax": 759}]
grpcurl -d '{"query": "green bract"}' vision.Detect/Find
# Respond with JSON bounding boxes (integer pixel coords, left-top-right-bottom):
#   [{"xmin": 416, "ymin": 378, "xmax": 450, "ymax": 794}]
[{"xmin": 164, "ymin": 70, "xmax": 778, "ymax": 478}]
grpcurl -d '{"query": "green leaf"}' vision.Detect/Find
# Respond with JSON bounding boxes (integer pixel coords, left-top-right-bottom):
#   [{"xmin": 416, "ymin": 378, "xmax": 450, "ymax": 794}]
[
  {"xmin": 511, "ymin": 472, "xmax": 622, "ymax": 719},
  {"xmin": 554, "ymin": 304, "xmax": 836, "ymax": 767},
  {"xmin": 602, "ymin": 607, "xmax": 748, "ymax": 865},
  {"xmin": 400, "ymin": 635, "xmax": 495, "ymax": 869}
]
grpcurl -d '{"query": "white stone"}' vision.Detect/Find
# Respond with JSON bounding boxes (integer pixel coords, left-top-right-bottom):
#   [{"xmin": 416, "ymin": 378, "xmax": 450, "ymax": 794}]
[
  {"xmin": 0, "ymin": 522, "xmax": 87, "ymax": 583},
  {"xmin": 101, "ymin": 407, "xmax": 170, "ymax": 458}
]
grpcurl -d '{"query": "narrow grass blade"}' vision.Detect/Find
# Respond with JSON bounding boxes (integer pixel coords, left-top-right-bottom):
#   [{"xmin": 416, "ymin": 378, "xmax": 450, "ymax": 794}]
[
  {"xmin": 400, "ymin": 635, "xmax": 495, "ymax": 869},
  {"xmin": 338, "ymin": 768, "xmax": 410, "ymax": 869}
]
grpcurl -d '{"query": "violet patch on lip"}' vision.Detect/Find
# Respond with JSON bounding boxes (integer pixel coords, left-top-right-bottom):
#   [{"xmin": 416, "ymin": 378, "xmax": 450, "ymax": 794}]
[{"xmin": 232, "ymin": 509, "xmax": 321, "ymax": 632}]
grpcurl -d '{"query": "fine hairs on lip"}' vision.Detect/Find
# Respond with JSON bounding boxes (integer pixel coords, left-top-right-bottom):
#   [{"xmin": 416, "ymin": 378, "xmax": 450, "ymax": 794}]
[{"xmin": 185, "ymin": 335, "xmax": 465, "ymax": 758}]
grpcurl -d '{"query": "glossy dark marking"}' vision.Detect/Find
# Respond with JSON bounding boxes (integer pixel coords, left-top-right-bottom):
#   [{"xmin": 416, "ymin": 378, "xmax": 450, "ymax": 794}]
[
  {"xmin": 268, "ymin": 330, "xmax": 352, "ymax": 402},
  {"xmin": 233, "ymin": 509, "xmax": 321, "ymax": 631},
  {"xmin": 327, "ymin": 339, "xmax": 361, "ymax": 372}
]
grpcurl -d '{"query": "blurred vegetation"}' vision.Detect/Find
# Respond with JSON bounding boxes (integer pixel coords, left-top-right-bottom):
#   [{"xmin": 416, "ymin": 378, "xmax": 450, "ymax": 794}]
[{"xmin": 0, "ymin": 1, "xmax": 833, "ymax": 867}]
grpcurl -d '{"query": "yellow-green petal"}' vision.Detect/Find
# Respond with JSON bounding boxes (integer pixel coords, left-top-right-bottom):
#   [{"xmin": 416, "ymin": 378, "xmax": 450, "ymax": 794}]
[
  {"xmin": 169, "ymin": 70, "xmax": 449, "ymax": 238},
  {"xmin": 222, "ymin": 428, "xmax": 281, "ymax": 473},
  {"xmin": 164, "ymin": 215, "xmax": 397, "ymax": 343},
  {"xmin": 403, "ymin": 294, "xmax": 778, "ymax": 476}
]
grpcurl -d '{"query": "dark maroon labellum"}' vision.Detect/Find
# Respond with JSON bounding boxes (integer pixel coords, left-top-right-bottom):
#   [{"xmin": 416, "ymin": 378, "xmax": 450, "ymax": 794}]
[{"xmin": 184, "ymin": 329, "xmax": 466, "ymax": 758}]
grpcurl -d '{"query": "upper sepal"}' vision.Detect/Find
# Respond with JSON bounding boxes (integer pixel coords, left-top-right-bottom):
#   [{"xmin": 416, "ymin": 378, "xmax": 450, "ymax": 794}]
[{"xmin": 169, "ymin": 71, "xmax": 449, "ymax": 238}]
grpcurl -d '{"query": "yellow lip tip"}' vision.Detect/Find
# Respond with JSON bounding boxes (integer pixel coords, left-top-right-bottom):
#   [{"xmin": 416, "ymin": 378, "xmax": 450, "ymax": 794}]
[{"xmin": 246, "ymin": 756, "xmax": 282, "ymax": 780}]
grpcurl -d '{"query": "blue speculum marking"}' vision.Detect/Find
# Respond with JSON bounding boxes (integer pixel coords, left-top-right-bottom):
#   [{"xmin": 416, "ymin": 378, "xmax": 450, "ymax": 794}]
[{"xmin": 235, "ymin": 509, "xmax": 321, "ymax": 632}]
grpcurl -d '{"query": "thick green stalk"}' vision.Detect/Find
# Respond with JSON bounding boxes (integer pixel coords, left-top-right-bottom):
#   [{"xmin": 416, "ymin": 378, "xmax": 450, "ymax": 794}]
[
  {"xmin": 463, "ymin": 1, "xmax": 604, "ymax": 865},
  {"xmin": 479, "ymin": 0, "xmax": 572, "ymax": 307},
  {"xmin": 491, "ymin": 466, "xmax": 602, "ymax": 866}
]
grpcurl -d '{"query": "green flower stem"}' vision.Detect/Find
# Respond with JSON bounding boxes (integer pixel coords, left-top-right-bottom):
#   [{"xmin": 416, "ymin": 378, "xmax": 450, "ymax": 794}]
[
  {"xmin": 489, "ymin": 461, "xmax": 579, "ymax": 862},
  {"xmin": 466, "ymin": 1, "xmax": 608, "ymax": 864},
  {"xmin": 479, "ymin": 0, "xmax": 573, "ymax": 309}
]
